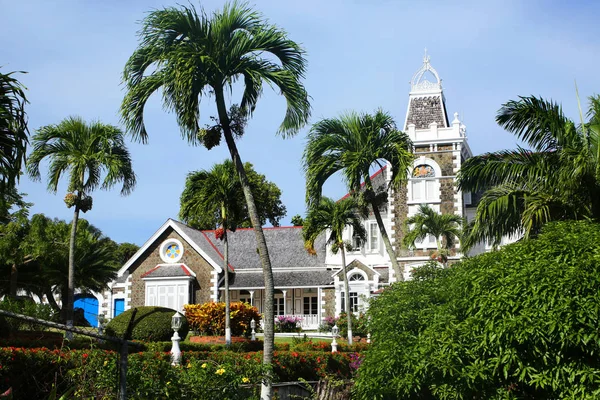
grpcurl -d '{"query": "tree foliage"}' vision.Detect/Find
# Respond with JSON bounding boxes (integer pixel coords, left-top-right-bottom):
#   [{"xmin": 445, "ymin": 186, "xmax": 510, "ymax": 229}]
[
  {"xmin": 180, "ymin": 161, "xmax": 286, "ymax": 230},
  {"xmin": 355, "ymin": 221, "xmax": 600, "ymax": 399},
  {"xmin": 457, "ymin": 95, "xmax": 600, "ymax": 249},
  {"xmin": 0, "ymin": 69, "xmax": 29, "ymax": 196},
  {"xmin": 303, "ymin": 109, "xmax": 413, "ymax": 280}
]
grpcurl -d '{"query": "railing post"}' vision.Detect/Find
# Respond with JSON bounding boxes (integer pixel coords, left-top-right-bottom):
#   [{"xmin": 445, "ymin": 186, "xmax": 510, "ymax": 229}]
[{"xmin": 119, "ymin": 341, "xmax": 128, "ymax": 400}]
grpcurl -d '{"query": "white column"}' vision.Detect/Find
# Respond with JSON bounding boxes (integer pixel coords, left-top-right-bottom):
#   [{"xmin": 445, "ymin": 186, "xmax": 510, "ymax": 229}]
[
  {"xmin": 249, "ymin": 290, "xmax": 255, "ymax": 306},
  {"xmin": 318, "ymin": 287, "xmax": 323, "ymax": 322},
  {"xmin": 282, "ymin": 290, "xmax": 287, "ymax": 315}
]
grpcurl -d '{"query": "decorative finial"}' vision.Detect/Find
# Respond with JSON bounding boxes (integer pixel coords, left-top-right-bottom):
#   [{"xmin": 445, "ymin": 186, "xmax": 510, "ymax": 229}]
[{"xmin": 423, "ymin": 48, "xmax": 430, "ymax": 64}]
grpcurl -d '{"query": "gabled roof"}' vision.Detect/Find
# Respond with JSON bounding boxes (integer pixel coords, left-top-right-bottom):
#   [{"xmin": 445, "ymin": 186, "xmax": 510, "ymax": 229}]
[
  {"xmin": 118, "ymin": 219, "xmax": 327, "ymax": 276},
  {"xmin": 331, "ymin": 259, "xmax": 380, "ymax": 278},
  {"xmin": 229, "ymin": 270, "xmax": 335, "ymax": 289},
  {"xmin": 117, "ymin": 219, "xmax": 227, "ymax": 277},
  {"xmin": 339, "ymin": 165, "xmax": 388, "ymax": 201},
  {"xmin": 204, "ymin": 226, "xmax": 327, "ymax": 270}
]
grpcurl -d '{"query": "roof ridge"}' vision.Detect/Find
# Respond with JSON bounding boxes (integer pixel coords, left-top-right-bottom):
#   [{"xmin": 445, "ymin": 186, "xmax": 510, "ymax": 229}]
[{"xmin": 202, "ymin": 225, "xmax": 303, "ymax": 233}]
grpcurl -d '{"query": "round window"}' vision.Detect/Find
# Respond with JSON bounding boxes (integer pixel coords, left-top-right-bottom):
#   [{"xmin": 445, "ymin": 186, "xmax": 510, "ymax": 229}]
[{"xmin": 159, "ymin": 239, "xmax": 184, "ymax": 263}]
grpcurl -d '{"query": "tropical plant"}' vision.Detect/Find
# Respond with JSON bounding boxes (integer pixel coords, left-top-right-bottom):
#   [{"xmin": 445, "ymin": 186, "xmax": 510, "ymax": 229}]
[
  {"xmin": 0, "ymin": 69, "xmax": 29, "ymax": 197},
  {"xmin": 1, "ymin": 215, "xmax": 120, "ymax": 315},
  {"xmin": 303, "ymin": 110, "xmax": 413, "ymax": 281},
  {"xmin": 303, "ymin": 196, "xmax": 366, "ymax": 344},
  {"xmin": 355, "ymin": 220, "xmax": 600, "ymax": 399},
  {"xmin": 180, "ymin": 160, "xmax": 244, "ymax": 346},
  {"xmin": 182, "ymin": 162, "xmax": 286, "ymax": 230},
  {"xmin": 403, "ymin": 204, "xmax": 463, "ymax": 265},
  {"xmin": 120, "ymin": 3, "xmax": 310, "ymax": 396},
  {"xmin": 26, "ymin": 117, "xmax": 135, "ymax": 331},
  {"xmin": 457, "ymin": 94, "xmax": 600, "ymax": 249},
  {"xmin": 105, "ymin": 306, "xmax": 190, "ymax": 342}
]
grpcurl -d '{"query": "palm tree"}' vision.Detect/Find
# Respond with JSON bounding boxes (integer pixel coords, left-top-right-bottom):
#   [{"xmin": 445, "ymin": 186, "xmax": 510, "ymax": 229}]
[
  {"xmin": 0, "ymin": 69, "xmax": 29, "ymax": 197},
  {"xmin": 303, "ymin": 196, "xmax": 366, "ymax": 345},
  {"xmin": 179, "ymin": 160, "xmax": 243, "ymax": 346},
  {"xmin": 26, "ymin": 117, "xmax": 135, "ymax": 334},
  {"xmin": 457, "ymin": 95, "xmax": 600, "ymax": 249},
  {"xmin": 120, "ymin": 4, "xmax": 310, "ymax": 396},
  {"xmin": 303, "ymin": 110, "xmax": 413, "ymax": 282},
  {"xmin": 403, "ymin": 204, "xmax": 463, "ymax": 266}
]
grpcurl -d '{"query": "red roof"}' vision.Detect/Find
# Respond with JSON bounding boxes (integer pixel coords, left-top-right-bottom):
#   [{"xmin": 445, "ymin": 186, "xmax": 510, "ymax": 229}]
[{"xmin": 339, "ymin": 166, "xmax": 387, "ymax": 201}]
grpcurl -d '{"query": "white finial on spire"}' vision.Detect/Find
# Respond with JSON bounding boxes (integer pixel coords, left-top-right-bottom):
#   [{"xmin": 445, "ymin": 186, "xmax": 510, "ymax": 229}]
[{"xmin": 410, "ymin": 50, "xmax": 442, "ymax": 93}]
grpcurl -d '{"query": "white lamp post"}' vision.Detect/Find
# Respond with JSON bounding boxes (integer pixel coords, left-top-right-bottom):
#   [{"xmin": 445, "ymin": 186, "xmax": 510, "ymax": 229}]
[
  {"xmin": 171, "ymin": 312, "xmax": 183, "ymax": 366},
  {"xmin": 331, "ymin": 325, "xmax": 339, "ymax": 353},
  {"xmin": 251, "ymin": 318, "xmax": 256, "ymax": 341}
]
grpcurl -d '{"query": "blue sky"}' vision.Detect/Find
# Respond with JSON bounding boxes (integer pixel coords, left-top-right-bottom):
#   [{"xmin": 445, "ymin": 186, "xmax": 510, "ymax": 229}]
[{"xmin": 4, "ymin": 0, "xmax": 600, "ymax": 245}]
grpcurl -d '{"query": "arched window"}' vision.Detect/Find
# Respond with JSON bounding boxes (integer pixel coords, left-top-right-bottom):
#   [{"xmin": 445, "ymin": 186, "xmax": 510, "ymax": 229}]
[
  {"xmin": 409, "ymin": 159, "xmax": 440, "ymax": 203},
  {"xmin": 349, "ymin": 273, "xmax": 365, "ymax": 281}
]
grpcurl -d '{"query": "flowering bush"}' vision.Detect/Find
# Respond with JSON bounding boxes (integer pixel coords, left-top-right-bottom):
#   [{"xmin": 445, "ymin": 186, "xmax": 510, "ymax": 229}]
[
  {"xmin": 336, "ymin": 312, "xmax": 369, "ymax": 338},
  {"xmin": 274, "ymin": 315, "xmax": 301, "ymax": 333},
  {"xmin": 0, "ymin": 347, "xmax": 357, "ymax": 398},
  {"xmin": 318, "ymin": 316, "xmax": 338, "ymax": 333},
  {"xmin": 184, "ymin": 302, "xmax": 261, "ymax": 337}
]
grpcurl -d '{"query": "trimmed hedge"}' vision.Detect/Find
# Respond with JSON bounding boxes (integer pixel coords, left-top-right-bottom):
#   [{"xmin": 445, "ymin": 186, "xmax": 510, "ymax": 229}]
[{"xmin": 105, "ymin": 306, "xmax": 189, "ymax": 342}]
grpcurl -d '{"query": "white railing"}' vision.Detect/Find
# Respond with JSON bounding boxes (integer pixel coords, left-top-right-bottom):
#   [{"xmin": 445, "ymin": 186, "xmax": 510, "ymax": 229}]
[{"xmin": 291, "ymin": 314, "xmax": 320, "ymax": 330}]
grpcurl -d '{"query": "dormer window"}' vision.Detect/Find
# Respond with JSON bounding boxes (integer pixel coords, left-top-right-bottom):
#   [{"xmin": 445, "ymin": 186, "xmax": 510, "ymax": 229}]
[
  {"xmin": 408, "ymin": 159, "xmax": 441, "ymax": 204},
  {"xmin": 349, "ymin": 273, "xmax": 365, "ymax": 281}
]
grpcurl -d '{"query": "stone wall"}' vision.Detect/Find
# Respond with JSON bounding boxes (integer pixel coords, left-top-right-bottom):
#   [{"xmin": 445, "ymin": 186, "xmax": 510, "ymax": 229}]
[
  {"xmin": 126, "ymin": 228, "xmax": 215, "ymax": 308},
  {"xmin": 322, "ymin": 288, "xmax": 335, "ymax": 318}
]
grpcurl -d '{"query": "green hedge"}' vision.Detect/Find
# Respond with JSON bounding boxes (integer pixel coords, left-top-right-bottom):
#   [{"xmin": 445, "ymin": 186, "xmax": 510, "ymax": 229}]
[{"xmin": 105, "ymin": 306, "xmax": 189, "ymax": 342}]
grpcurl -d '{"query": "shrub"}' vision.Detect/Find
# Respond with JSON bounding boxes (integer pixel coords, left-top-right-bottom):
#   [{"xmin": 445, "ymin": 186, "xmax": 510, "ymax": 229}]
[
  {"xmin": 318, "ymin": 316, "xmax": 337, "ymax": 333},
  {"xmin": 0, "ymin": 297, "xmax": 57, "ymax": 336},
  {"xmin": 184, "ymin": 301, "xmax": 260, "ymax": 337},
  {"xmin": 104, "ymin": 306, "xmax": 189, "ymax": 342},
  {"xmin": 274, "ymin": 315, "xmax": 301, "ymax": 333},
  {"xmin": 336, "ymin": 312, "xmax": 368, "ymax": 338},
  {"xmin": 355, "ymin": 221, "xmax": 600, "ymax": 399}
]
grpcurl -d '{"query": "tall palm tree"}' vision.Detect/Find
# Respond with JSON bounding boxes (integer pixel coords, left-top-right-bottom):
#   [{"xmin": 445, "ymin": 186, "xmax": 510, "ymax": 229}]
[
  {"xmin": 120, "ymin": 4, "xmax": 310, "ymax": 396},
  {"xmin": 457, "ymin": 95, "xmax": 600, "ymax": 249},
  {"xmin": 26, "ymin": 117, "xmax": 136, "ymax": 334},
  {"xmin": 0, "ymin": 69, "xmax": 29, "ymax": 197},
  {"xmin": 304, "ymin": 110, "xmax": 413, "ymax": 282},
  {"xmin": 403, "ymin": 204, "xmax": 463, "ymax": 265},
  {"xmin": 303, "ymin": 196, "xmax": 366, "ymax": 345},
  {"xmin": 179, "ymin": 160, "xmax": 243, "ymax": 346}
]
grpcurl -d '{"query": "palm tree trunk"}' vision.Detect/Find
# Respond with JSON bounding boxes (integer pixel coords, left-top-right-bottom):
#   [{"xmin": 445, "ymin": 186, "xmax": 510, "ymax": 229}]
[
  {"xmin": 44, "ymin": 286, "xmax": 61, "ymax": 314},
  {"xmin": 364, "ymin": 176, "xmax": 403, "ymax": 282},
  {"xmin": 9, "ymin": 263, "xmax": 18, "ymax": 298},
  {"xmin": 224, "ymin": 229, "xmax": 231, "ymax": 347},
  {"xmin": 340, "ymin": 245, "xmax": 353, "ymax": 345},
  {"xmin": 214, "ymin": 89, "xmax": 274, "ymax": 400},
  {"xmin": 65, "ymin": 203, "xmax": 80, "ymax": 339}
]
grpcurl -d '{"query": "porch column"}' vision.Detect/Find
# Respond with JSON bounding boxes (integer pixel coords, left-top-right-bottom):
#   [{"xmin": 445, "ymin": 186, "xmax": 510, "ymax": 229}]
[
  {"xmin": 282, "ymin": 290, "xmax": 287, "ymax": 315},
  {"xmin": 318, "ymin": 287, "xmax": 323, "ymax": 322},
  {"xmin": 249, "ymin": 290, "xmax": 254, "ymax": 306}
]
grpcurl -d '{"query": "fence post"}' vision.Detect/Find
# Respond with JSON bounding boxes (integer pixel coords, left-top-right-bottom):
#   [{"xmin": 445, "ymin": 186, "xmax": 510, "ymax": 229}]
[{"xmin": 119, "ymin": 341, "xmax": 128, "ymax": 400}]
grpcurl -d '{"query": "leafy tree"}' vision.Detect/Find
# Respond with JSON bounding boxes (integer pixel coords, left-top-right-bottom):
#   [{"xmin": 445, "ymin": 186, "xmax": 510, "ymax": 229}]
[
  {"xmin": 303, "ymin": 110, "xmax": 413, "ymax": 281},
  {"xmin": 182, "ymin": 162, "xmax": 286, "ymax": 230},
  {"xmin": 1, "ymin": 215, "xmax": 119, "ymax": 316},
  {"xmin": 291, "ymin": 214, "xmax": 304, "ymax": 226},
  {"xmin": 355, "ymin": 221, "xmax": 600, "ymax": 399},
  {"xmin": 457, "ymin": 95, "xmax": 600, "ymax": 249},
  {"xmin": 403, "ymin": 204, "xmax": 463, "ymax": 265},
  {"xmin": 303, "ymin": 196, "xmax": 366, "ymax": 345},
  {"xmin": 0, "ymin": 69, "xmax": 29, "ymax": 197},
  {"xmin": 179, "ymin": 160, "xmax": 244, "ymax": 346},
  {"xmin": 26, "ymin": 117, "xmax": 136, "ymax": 332},
  {"xmin": 120, "ymin": 3, "xmax": 310, "ymax": 396},
  {"xmin": 115, "ymin": 242, "xmax": 139, "ymax": 265}
]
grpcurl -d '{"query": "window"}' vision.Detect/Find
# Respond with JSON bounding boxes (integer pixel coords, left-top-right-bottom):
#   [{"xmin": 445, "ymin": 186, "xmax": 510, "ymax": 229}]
[
  {"xmin": 348, "ymin": 226, "xmax": 362, "ymax": 251},
  {"xmin": 410, "ymin": 179, "xmax": 438, "ymax": 202},
  {"xmin": 239, "ymin": 290, "xmax": 251, "ymax": 304},
  {"xmin": 368, "ymin": 223, "xmax": 379, "ymax": 252},
  {"xmin": 274, "ymin": 297, "xmax": 285, "ymax": 316},
  {"xmin": 415, "ymin": 234, "xmax": 437, "ymax": 248},
  {"xmin": 303, "ymin": 296, "xmax": 318, "ymax": 315},
  {"xmin": 341, "ymin": 292, "xmax": 359, "ymax": 313},
  {"xmin": 349, "ymin": 273, "xmax": 365, "ymax": 281}
]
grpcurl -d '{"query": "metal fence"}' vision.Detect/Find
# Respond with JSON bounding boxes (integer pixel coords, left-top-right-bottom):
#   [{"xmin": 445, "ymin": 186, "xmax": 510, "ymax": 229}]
[{"xmin": 0, "ymin": 308, "xmax": 138, "ymax": 400}]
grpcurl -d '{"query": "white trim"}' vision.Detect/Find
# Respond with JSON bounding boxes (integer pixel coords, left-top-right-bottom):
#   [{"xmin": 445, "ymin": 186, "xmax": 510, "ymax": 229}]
[
  {"xmin": 142, "ymin": 276, "xmax": 193, "ymax": 281},
  {"xmin": 117, "ymin": 219, "xmax": 223, "ymax": 277},
  {"xmin": 159, "ymin": 238, "xmax": 184, "ymax": 263}
]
